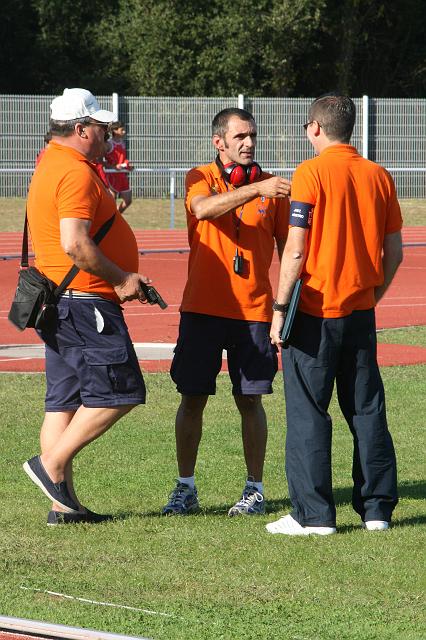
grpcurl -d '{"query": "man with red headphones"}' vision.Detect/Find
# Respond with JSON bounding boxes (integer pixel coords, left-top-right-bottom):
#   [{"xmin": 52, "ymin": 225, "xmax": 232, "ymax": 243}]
[{"xmin": 163, "ymin": 107, "xmax": 291, "ymax": 517}]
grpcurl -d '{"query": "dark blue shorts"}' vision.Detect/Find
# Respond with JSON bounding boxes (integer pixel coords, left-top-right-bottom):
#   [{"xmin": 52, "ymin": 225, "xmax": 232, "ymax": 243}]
[
  {"xmin": 39, "ymin": 296, "xmax": 146, "ymax": 411},
  {"xmin": 170, "ymin": 312, "xmax": 278, "ymax": 395}
]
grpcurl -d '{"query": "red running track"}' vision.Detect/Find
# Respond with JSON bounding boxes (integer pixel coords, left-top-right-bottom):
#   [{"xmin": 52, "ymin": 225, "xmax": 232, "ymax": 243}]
[{"xmin": 0, "ymin": 227, "xmax": 425, "ymax": 370}]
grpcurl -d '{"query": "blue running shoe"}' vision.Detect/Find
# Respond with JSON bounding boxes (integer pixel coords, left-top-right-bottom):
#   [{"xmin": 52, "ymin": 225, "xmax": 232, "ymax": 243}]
[
  {"xmin": 162, "ymin": 481, "xmax": 199, "ymax": 515},
  {"xmin": 228, "ymin": 483, "xmax": 265, "ymax": 516}
]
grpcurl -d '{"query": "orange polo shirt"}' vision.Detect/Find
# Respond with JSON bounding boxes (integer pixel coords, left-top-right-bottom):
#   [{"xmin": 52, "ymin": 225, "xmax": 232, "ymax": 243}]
[
  {"xmin": 181, "ymin": 161, "xmax": 289, "ymax": 322},
  {"xmin": 290, "ymin": 145, "xmax": 403, "ymax": 317},
  {"xmin": 27, "ymin": 141, "xmax": 139, "ymax": 303}
]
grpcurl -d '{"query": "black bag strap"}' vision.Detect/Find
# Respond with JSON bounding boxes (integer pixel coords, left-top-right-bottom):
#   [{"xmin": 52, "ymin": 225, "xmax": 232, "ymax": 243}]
[
  {"xmin": 21, "ymin": 210, "xmax": 116, "ymax": 298},
  {"xmin": 21, "ymin": 209, "xmax": 30, "ymax": 268}
]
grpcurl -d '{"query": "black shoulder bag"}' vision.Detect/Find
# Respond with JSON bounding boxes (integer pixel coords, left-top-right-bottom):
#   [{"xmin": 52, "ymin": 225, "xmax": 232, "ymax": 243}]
[{"xmin": 8, "ymin": 212, "xmax": 115, "ymax": 332}]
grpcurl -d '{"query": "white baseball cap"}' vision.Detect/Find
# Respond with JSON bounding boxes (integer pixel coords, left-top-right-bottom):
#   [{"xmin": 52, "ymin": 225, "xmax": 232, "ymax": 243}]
[{"xmin": 50, "ymin": 88, "xmax": 115, "ymax": 122}]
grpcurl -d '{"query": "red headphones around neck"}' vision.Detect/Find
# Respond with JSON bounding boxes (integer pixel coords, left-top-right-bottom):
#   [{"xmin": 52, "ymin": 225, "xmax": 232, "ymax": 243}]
[{"xmin": 215, "ymin": 156, "xmax": 262, "ymax": 187}]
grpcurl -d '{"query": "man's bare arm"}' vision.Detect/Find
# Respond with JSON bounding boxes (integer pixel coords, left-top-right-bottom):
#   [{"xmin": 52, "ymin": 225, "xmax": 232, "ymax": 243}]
[
  {"xmin": 375, "ymin": 230, "xmax": 403, "ymax": 303},
  {"xmin": 191, "ymin": 176, "xmax": 291, "ymax": 220},
  {"xmin": 270, "ymin": 226, "xmax": 308, "ymax": 345},
  {"xmin": 275, "ymin": 237, "xmax": 286, "ymax": 262},
  {"xmin": 60, "ymin": 218, "xmax": 150, "ymax": 302}
]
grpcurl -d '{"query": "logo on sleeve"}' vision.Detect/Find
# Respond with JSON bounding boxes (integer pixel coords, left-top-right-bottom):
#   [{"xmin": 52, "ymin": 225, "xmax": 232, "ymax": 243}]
[{"xmin": 257, "ymin": 195, "xmax": 267, "ymax": 216}]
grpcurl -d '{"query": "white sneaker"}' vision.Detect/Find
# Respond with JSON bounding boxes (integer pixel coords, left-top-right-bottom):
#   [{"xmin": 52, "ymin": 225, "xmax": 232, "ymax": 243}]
[
  {"xmin": 266, "ymin": 514, "xmax": 336, "ymax": 536},
  {"xmin": 363, "ymin": 520, "xmax": 389, "ymax": 531}
]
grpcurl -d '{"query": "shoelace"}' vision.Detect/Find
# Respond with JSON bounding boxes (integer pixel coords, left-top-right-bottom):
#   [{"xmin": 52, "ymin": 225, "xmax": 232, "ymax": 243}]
[
  {"xmin": 237, "ymin": 489, "xmax": 263, "ymax": 507},
  {"xmin": 169, "ymin": 484, "xmax": 193, "ymax": 506}
]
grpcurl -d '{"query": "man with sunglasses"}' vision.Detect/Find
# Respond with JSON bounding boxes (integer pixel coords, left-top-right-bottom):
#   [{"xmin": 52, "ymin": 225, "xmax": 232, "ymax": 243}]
[
  {"xmin": 23, "ymin": 88, "xmax": 150, "ymax": 525},
  {"xmin": 267, "ymin": 94, "xmax": 403, "ymax": 536}
]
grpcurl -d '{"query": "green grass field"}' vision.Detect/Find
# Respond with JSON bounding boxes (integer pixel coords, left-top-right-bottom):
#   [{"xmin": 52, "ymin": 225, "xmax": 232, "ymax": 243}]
[
  {"xmin": 0, "ymin": 368, "xmax": 425, "ymax": 640},
  {"xmin": 377, "ymin": 325, "xmax": 426, "ymax": 346},
  {"xmin": 0, "ymin": 199, "xmax": 424, "ymax": 638},
  {"xmin": 0, "ymin": 197, "xmax": 425, "ymax": 231}
]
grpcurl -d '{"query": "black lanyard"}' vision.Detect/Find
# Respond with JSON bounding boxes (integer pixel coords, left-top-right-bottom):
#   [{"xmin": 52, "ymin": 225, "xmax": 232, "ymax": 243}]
[{"xmin": 224, "ymin": 180, "xmax": 245, "ymax": 243}]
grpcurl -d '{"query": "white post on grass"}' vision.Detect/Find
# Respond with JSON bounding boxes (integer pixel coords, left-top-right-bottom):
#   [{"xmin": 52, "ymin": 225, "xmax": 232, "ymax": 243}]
[
  {"xmin": 362, "ymin": 95, "xmax": 369, "ymax": 159},
  {"xmin": 238, "ymin": 94, "xmax": 244, "ymax": 109},
  {"xmin": 112, "ymin": 93, "xmax": 119, "ymax": 121},
  {"xmin": 170, "ymin": 171, "xmax": 175, "ymax": 229}
]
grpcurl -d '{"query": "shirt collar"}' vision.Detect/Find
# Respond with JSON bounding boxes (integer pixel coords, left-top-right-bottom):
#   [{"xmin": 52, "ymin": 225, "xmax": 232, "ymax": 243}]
[
  {"xmin": 320, "ymin": 144, "xmax": 359, "ymax": 156},
  {"xmin": 48, "ymin": 140, "xmax": 91, "ymax": 163}
]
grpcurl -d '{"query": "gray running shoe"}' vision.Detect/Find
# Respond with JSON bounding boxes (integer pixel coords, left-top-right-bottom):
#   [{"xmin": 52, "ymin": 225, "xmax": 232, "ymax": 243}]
[
  {"xmin": 162, "ymin": 481, "xmax": 200, "ymax": 515},
  {"xmin": 228, "ymin": 483, "xmax": 265, "ymax": 516}
]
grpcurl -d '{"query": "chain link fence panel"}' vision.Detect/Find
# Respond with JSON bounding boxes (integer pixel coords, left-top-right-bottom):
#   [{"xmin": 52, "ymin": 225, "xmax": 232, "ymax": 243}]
[{"xmin": 0, "ymin": 95, "xmax": 424, "ymax": 198}]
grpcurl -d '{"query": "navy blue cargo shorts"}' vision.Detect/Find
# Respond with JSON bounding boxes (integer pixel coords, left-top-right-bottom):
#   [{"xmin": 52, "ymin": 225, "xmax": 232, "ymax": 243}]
[
  {"xmin": 170, "ymin": 312, "xmax": 278, "ymax": 395},
  {"xmin": 39, "ymin": 294, "xmax": 146, "ymax": 411}
]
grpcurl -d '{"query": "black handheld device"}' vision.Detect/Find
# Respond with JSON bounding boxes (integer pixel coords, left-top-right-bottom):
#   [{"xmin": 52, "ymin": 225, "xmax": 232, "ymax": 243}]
[
  {"xmin": 233, "ymin": 248, "xmax": 244, "ymax": 275},
  {"xmin": 139, "ymin": 282, "xmax": 168, "ymax": 309}
]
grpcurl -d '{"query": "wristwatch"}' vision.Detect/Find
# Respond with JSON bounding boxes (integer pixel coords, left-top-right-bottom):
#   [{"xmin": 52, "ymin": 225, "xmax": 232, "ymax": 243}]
[{"xmin": 272, "ymin": 300, "xmax": 289, "ymax": 313}]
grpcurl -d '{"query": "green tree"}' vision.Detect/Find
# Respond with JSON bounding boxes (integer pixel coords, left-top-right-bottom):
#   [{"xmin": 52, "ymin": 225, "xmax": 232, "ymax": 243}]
[
  {"xmin": 99, "ymin": 0, "xmax": 326, "ymax": 96},
  {"xmin": 325, "ymin": 0, "xmax": 426, "ymax": 97},
  {"xmin": 0, "ymin": 1, "xmax": 41, "ymax": 92},
  {"xmin": 1, "ymin": 0, "xmax": 425, "ymax": 97},
  {"xmin": 32, "ymin": 0, "xmax": 121, "ymax": 93}
]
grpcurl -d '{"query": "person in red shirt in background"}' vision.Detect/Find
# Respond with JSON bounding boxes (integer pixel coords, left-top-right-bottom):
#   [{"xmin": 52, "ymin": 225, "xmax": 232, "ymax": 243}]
[{"xmin": 105, "ymin": 121, "xmax": 134, "ymax": 213}]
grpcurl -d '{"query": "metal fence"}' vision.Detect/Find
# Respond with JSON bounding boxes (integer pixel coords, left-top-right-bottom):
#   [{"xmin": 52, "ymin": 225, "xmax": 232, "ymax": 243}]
[{"xmin": 0, "ymin": 94, "xmax": 425, "ymax": 199}]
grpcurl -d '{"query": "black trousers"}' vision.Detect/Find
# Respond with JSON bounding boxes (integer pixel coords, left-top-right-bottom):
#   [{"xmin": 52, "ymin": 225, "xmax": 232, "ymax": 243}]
[{"xmin": 282, "ymin": 309, "xmax": 398, "ymax": 527}]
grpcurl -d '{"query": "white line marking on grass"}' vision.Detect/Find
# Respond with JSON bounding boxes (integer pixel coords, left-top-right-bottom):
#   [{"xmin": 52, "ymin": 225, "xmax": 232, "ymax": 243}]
[{"xmin": 20, "ymin": 586, "xmax": 175, "ymax": 618}]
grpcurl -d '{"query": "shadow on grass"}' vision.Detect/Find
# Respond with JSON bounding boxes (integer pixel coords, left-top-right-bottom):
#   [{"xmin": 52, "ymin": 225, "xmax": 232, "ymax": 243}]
[
  {"xmin": 94, "ymin": 511, "xmax": 426, "ymax": 534},
  {"xmin": 107, "ymin": 481, "xmax": 425, "ymax": 522},
  {"xmin": 337, "ymin": 515, "xmax": 426, "ymax": 534},
  {"xmin": 109, "ymin": 500, "xmax": 292, "ymax": 520}
]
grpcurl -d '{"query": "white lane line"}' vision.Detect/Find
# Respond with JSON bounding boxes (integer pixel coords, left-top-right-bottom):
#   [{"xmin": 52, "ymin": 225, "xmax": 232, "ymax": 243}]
[
  {"xmin": 382, "ymin": 295, "xmax": 426, "ymax": 300},
  {"xmin": 133, "ymin": 342, "xmax": 175, "ymax": 349},
  {"xmin": 20, "ymin": 586, "xmax": 176, "ymax": 618},
  {"xmin": 379, "ymin": 303, "xmax": 426, "ymax": 308}
]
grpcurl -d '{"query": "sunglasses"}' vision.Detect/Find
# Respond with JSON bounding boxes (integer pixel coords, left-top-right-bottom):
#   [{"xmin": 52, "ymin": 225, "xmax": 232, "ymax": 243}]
[
  {"xmin": 87, "ymin": 121, "xmax": 109, "ymax": 131},
  {"xmin": 86, "ymin": 121, "xmax": 110, "ymax": 140},
  {"xmin": 303, "ymin": 120, "xmax": 322, "ymax": 130}
]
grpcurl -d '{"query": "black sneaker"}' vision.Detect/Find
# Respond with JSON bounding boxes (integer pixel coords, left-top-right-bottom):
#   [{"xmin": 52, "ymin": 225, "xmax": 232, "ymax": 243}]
[
  {"xmin": 23, "ymin": 455, "xmax": 79, "ymax": 513},
  {"xmin": 47, "ymin": 509, "xmax": 114, "ymax": 526}
]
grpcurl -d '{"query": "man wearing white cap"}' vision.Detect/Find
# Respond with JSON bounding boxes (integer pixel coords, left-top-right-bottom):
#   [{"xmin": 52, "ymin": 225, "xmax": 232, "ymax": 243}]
[{"xmin": 23, "ymin": 89, "xmax": 150, "ymax": 525}]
